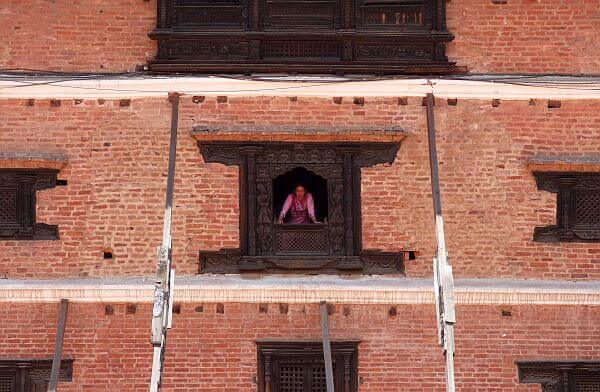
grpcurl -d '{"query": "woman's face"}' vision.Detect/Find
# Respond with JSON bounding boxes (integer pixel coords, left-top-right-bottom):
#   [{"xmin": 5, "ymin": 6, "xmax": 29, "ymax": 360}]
[{"xmin": 295, "ymin": 186, "xmax": 306, "ymax": 199}]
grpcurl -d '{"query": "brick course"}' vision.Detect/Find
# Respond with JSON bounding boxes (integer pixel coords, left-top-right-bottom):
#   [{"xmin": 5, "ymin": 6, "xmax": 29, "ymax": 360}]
[
  {"xmin": 1, "ymin": 0, "xmax": 598, "ymax": 74},
  {"xmin": 0, "ymin": 96, "xmax": 599, "ymax": 279},
  {"xmin": 0, "ymin": 302, "xmax": 598, "ymax": 391}
]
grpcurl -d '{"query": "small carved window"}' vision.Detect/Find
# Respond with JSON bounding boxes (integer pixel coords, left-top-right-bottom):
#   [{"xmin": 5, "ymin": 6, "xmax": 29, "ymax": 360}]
[
  {"xmin": 198, "ymin": 142, "xmax": 405, "ymax": 274},
  {"xmin": 257, "ymin": 341, "xmax": 359, "ymax": 392},
  {"xmin": 0, "ymin": 170, "xmax": 61, "ymax": 240},
  {"xmin": 517, "ymin": 361, "xmax": 600, "ymax": 392},
  {"xmin": 533, "ymin": 172, "xmax": 600, "ymax": 243},
  {"xmin": 0, "ymin": 359, "xmax": 73, "ymax": 392}
]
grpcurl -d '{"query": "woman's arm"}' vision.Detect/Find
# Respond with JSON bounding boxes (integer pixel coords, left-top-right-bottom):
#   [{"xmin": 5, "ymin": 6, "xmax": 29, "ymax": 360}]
[
  {"xmin": 307, "ymin": 193, "xmax": 317, "ymax": 223},
  {"xmin": 278, "ymin": 194, "xmax": 293, "ymax": 223}
]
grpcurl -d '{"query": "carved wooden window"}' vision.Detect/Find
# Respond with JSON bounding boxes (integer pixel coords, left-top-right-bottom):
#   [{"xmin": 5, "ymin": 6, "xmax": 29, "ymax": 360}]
[
  {"xmin": 257, "ymin": 341, "xmax": 358, "ymax": 392},
  {"xmin": 0, "ymin": 170, "xmax": 61, "ymax": 240},
  {"xmin": 517, "ymin": 361, "xmax": 600, "ymax": 392},
  {"xmin": 197, "ymin": 142, "xmax": 404, "ymax": 274},
  {"xmin": 0, "ymin": 360, "xmax": 73, "ymax": 392},
  {"xmin": 149, "ymin": 0, "xmax": 453, "ymax": 73},
  {"xmin": 533, "ymin": 172, "xmax": 600, "ymax": 243}
]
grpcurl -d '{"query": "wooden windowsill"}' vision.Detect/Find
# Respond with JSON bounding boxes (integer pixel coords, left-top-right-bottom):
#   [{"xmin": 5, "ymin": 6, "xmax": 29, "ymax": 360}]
[
  {"xmin": 0, "ymin": 152, "xmax": 68, "ymax": 170},
  {"xmin": 528, "ymin": 156, "xmax": 600, "ymax": 173}
]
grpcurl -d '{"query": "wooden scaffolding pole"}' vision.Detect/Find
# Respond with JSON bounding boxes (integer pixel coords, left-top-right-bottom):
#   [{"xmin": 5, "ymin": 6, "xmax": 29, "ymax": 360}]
[
  {"xmin": 150, "ymin": 93, "xmax": 180, "ymax": 392},
  {"xmin": 425, "ymin": 93, "xmax": 456, "ymax": 392},
  {"xmin": 48, "ymin": 299, "xmax": 69, "ymax": 392},
  {"xmin": 320, "ymin": 302, "xmax": 335, "ymax": 392}
]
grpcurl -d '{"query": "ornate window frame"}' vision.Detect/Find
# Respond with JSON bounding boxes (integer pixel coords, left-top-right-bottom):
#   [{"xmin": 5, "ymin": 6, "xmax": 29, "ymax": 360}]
[
  {"xmin": 148, "ymin": 0, "xmax": 454, "ymax": 74},
  {"xmin": 0, "ymin": 359, "xmax": 73, "ymax": 391},
  {"xmin": 533, "ymin": 172, "xmax": 600, "ymax": 243},
  {"xmin": 257, "ymin": 340, "xmax": 359, "ymax": 392},
  {"xmin": 0, "ymin": 169, "xmax": 61, "ymax": 240},
  {"xmin": 197, "ymin": 142, "xmax": 404, "ymax": 274},
  {"xmin": 517, "ymin": 361, "xmax": 600, "ymax": 392}
]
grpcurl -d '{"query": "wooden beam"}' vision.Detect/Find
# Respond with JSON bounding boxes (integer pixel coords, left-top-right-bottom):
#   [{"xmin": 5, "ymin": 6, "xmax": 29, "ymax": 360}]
[
  {"xmin": 150, "ymin": 92, "xmax": 180, "ymax": 392},
  {"xmin": 320, "ymin": 301, "xmax": 335, "ymax": 392},
  {"xmin": 48, "ymin": 299, "xmax": 68, "ymax": 392},
  {"xmin": 425, "ymin": 93, "xmax": 456, "ymax": 392}
]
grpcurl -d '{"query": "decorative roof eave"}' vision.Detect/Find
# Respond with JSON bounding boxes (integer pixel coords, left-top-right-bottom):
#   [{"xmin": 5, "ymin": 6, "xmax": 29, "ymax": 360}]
[
  {"xmin": 1, "ymin": 276, "xmax": 599, "ymax": 305},
  {"xmin": 0, "ymin": 152, "xmax": 68, "ymax": 170}
]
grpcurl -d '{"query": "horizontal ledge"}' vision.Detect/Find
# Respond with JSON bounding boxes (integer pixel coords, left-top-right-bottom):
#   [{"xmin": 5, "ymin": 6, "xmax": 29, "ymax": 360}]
[
  {"xmin": 0, "ymin": 152, "xmax": 67, "ymax": 170},
  {"xmin": 528, "ymin": 156, "xmax": 600, "ymax": 173},
  {"xmin": 1, "ymin": 276, "xmax": 599, "ymax": 305},
  {"xmin": 1, "ymin": 75, "xmax": 600, "ymax": 100},
  {"xmin": 192, "ymin": 125, "xmax": 406, "ymax": 141}
]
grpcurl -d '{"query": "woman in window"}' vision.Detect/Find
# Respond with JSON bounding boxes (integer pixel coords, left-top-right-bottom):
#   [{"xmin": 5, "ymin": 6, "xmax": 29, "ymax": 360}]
[{"xmin": 277, "ymin": 184, "xmax": 318, "ymax": 224}]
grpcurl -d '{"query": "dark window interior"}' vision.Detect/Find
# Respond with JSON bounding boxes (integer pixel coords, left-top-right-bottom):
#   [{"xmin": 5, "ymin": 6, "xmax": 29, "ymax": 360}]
[
  {"xmin": 0, "ymin": 359, "xmax": 73, "ymax": 392},
  {"xmin": 273, "ymin": 167, "xmax": 328, "ymax": 223},
  {"xmin": 533, "ymin": 172, "xmax": 600, "ymax": 243},
  {"xmin": 0, "ymin": 169, "xmax": 60, "ymax": 241},
  {"xmin": 257, "ymin": 341, "xmax": 359, "ymax": 392},
  {"xmin": 517, "ymin": 361, "xmax": 600, "ymax": 392}
]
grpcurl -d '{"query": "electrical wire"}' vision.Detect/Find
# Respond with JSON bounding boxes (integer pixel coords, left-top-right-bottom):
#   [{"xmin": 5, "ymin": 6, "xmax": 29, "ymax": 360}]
[{"xmin": 0, "ymin": 69, "xmax": 599, "ymax": 94}]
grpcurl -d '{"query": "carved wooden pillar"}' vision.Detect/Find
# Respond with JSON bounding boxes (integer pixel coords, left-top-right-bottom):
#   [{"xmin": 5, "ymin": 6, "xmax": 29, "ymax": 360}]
[
  {"xmin": 436, "ymin": 0, "xmax": 446, "ymax": 31},
  {"xmin": 342, "ymin": 151, "xmax": 355, "ymax": 255},
  {"xmin": 556, "ymin": 177, "xmax": 580, "ymax": 240},
  {"xmin": 157, "ymin": 0, "xmax": 168, "ymax": 29},
  {"xmin": 241, "ymin": 147, "xmax": 262, "ymax": 255},
  {"xmin": 264, "ymin": 355, "xmax": 272, "ymax": 392},
  {"xmin": 344, "ymin": 354, "xmax": 351, "ymax": 392},
  {"xmin": 328, "ymin": 179, "xmax": 345, "ymax": 255},
  {"xmin": 252, "ymin": 0, "xmax": 261, "ymax": 30}
]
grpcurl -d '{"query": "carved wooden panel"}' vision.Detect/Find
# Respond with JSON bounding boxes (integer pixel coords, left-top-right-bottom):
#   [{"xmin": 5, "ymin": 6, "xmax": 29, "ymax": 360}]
[
  {"xmin": 533, "ymin": 172, "xmax": 600, "ymax": 243},
  {"xmin": 0, "ymin": 360, "xmax": 73, "ymax": 392},
  {"xmin": 518, "ymin": 362, "xmax": 600, "ymax": 392},
  {"xmin": 0, "ymin": 170, "xmax": 60, "ymax": 241},
  {"xmin": 274, "ymin": 224, "xmax": 329, "ymax": 255},
  {"xmin": 263, "ymin": 0, "xmax": 338, "ymax": 29},
  {"xmin": 198, "ymin": 142, "xmax": 404, "ymax": 274},
  {"xmin": 257, "ymin": 341, "xmax": 358, "ymax": 392},
  {"xmin": 149, "ymin": 0, "xmax": 453, "ymax": 73}
]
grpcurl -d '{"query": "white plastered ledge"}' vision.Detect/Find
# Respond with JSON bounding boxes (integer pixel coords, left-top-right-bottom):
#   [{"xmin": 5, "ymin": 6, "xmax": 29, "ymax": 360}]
[
  {"xmin": 0, "ymin": 75, "xmax": 599, "ymax": 100},
  {"xmin": 1, "ymin": 276, "xmax": 599, "ymax": 305}
]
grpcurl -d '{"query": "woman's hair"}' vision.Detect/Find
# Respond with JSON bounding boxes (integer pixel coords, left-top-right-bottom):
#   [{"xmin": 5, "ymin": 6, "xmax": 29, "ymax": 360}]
[{"xmin": 293, "ymin": 182, "xmax": 307, "ymax": 192}]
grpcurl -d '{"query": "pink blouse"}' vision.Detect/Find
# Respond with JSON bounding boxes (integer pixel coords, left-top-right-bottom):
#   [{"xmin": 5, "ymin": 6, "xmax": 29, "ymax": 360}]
[{"xmin": 278, "ymin": 193, "xmax": 316, "ymax": 224}]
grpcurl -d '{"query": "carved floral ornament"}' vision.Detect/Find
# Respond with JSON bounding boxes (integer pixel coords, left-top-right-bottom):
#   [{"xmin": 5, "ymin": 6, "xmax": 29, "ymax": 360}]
[{"xmin": 197, "ymin": 142, "xmax": 405, "ymax": 274}]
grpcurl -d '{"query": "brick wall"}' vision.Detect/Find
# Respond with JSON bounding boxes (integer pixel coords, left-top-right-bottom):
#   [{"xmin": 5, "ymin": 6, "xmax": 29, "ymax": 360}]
[
  {"xmin": 1, "ymin": 0, "xmax": 598, "ymax": 74},
  {"xmin": 0, "ymin": 96, "xmax": 599, "ymax": 279},
  {"xmin": 0, "ymin": 301, "xmax": 598, "ymax": 391}
]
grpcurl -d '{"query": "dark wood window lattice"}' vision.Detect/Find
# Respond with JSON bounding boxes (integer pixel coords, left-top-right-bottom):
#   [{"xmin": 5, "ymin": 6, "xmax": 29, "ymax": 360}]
[
  {"xmin": 198, "ymin": 142, "xmax": 404, "ymax": 274},
  {"xmin": 257, "ymin": 341, "xmax": 359, "ymax": 392},
  {"xmin": 0, "ymin": 170, "xmax": 61, "ymax": 240},
  {"xmin": 149, "ymin": 0, "xmax": 454, "ymax": 73},
  {"xmin": 533, "ymin": 172, "xmax": 600, "ymax": 243},
  {"xmin": 0, "ymin": 360, "xmax": 73, "ymax": 392},
  {"xmin": 517, "ymin": 361, "xmax": 600, "ymax": 392}
]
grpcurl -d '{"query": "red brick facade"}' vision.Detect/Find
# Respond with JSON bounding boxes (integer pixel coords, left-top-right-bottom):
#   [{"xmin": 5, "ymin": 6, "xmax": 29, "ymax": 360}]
[
  {"xmin": 1, "ymin": 1, "xmax": 599, "ymax": 391},
  {"xmin": 1, "ymin": 97, "xmax": 599, "ymax": 279},
  {"xmin": 1, "ymin": 302, "xmax": 598, "ymax": 391},
  {"xmin": 1, "ymin": 0, "xmax": 598, "ymax": 74}
]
